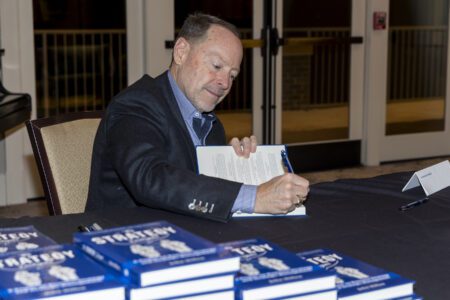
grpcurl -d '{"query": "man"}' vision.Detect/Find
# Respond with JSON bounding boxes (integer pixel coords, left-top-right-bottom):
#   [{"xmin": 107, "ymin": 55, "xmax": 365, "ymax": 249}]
[{"xmin": 86, "ymin": 13, "xmax": 309, "ymax": 222}]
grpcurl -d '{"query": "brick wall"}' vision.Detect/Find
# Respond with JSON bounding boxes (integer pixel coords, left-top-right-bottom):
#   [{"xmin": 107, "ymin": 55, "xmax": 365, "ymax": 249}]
[{"xmin": 282, "ymin": 55, "xmax": 311, "ymax": 109}]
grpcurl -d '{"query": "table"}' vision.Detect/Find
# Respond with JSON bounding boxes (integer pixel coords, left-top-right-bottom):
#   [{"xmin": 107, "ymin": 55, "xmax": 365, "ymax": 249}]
[{"xmin": 1, "ymin": 171, "xmax": 449, "ymax": 298}]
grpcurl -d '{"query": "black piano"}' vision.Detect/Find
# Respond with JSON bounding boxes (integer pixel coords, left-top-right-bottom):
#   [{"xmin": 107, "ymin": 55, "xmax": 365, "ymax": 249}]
[{"xmin": 0, "ymin": 48, "xmax": 31, "ymax": 133}]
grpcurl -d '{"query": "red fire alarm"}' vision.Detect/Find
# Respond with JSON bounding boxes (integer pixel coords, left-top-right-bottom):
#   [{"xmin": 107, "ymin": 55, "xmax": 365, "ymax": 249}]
[{"xmin": 373, "ymin": 12, "xmax": 387, "ymax": 30}]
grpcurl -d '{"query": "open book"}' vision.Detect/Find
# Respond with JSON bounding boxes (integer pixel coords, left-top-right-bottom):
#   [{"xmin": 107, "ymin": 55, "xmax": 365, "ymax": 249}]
[{"xmin": 196, "ymin": 145, "xmax": 306, "ymax": 217}]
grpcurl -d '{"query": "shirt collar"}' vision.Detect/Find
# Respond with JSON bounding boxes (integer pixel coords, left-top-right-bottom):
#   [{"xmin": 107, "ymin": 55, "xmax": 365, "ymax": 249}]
[
  {"xmin": 167, "ymin": 71, "xmax": 216, "ymax": 145},
  {"xmin": 167, "ymin": 71, "xmax": 202, "ymax": 121}
]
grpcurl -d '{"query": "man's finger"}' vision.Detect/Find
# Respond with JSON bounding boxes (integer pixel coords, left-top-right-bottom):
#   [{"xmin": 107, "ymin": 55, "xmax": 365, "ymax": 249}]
[
  {"xmin": 240, "ymin": 137, "xmax": 252, "ymax": 158},
  {"xmin": 229, "ymin": 137, "xmax": 243, "ymax": 156},
  {"xmin": 287, "ymin": 173, "xmax": 309, "ymax": 188},
  {"xmin": 250, "ymin": 135, "xmax": 257, "ymax": 153}
]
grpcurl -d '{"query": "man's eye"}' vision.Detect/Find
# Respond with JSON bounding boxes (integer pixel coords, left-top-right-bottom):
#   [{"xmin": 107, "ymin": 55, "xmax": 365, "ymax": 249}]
[{"xmin": 213, "ymin": 64, "xmax": 221, "ymax": 70}]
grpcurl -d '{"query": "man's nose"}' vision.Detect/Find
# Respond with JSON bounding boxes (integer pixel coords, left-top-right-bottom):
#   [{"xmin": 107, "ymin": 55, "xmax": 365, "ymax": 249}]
[{"xmin": 217, "ymin": 72, "xmax": 231, "ymax": 90}]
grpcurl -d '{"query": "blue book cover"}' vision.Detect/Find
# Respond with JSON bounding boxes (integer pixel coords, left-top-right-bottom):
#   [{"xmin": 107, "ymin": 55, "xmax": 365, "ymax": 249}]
[
  {"xmin": 73, "ymin": 221, "xmax": 240, "ymax": 287},
  {"xmin": 0, "ymin": 226, "xmax": 56, "ymax": 254},
  {"xmin": 297, "ymin": 249, "xmax": 415, "ymax": 300},
  {"xmin": 219, "ymin": 238, "xmax": 336, "ymax": 300},
  {"xmin": 0, "ymin": 244, "xmax": 125, "ymax": 300}
]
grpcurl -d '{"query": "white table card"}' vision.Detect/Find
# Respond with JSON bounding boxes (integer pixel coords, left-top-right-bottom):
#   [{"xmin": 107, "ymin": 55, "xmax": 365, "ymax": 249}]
[{"xmin": 402, "ymin": 160, "xmax": 450, "ymax": 196}]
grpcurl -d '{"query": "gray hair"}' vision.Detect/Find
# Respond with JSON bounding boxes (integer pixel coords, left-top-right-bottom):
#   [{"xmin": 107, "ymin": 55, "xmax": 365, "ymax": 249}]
[{"xmin": 176, "ymin": 13, "xmax": 240, "ymax": 44}]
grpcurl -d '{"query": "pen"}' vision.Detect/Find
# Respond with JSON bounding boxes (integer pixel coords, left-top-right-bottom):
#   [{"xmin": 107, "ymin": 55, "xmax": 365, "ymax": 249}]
[
  {"xmin": 77, "ymin": 222, "xmax": 103, "ymax": 232},
  {"xmin": 399, "ymin": 197, "xmax": 429, "ymax": 211},
  {"xmin": 281, "ymin": 150, "xmax": 294, "ymax": 173},
  {"xmin": 77, "ymin": 225, "xmax": 90, "ymax": 232}
]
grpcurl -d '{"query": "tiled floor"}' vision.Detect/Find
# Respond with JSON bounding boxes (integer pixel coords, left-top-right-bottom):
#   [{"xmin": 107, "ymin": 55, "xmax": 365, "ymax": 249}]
[
  {"xmin": 0, "ymin": 201, "xmax": 49, "ymax": 219},
  {"xmin": 1, "ymin": 155, "xmax": 448, "ymax": 219}
]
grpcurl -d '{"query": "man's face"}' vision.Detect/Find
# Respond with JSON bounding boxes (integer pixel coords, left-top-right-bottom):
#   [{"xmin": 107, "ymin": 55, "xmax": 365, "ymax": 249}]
[{"xmin": 171, "ymin": 25, "xmax": 243, "ymax": 113}]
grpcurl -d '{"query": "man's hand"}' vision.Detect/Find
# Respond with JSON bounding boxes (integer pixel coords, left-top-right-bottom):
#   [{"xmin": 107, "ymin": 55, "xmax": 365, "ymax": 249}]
[
  {"xmin": 254, "ymin": 173, "xmax": 310, "ymax": 214},
  {"xmin": 229, "ymin": 135, "xmax": 257, "ymax": 158}
]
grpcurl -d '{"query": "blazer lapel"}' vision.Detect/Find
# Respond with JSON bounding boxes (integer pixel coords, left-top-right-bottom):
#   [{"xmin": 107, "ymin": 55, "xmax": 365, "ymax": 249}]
[{"xmin": 157, "ymin": 72, "xmax": 198, "ymax": 169}]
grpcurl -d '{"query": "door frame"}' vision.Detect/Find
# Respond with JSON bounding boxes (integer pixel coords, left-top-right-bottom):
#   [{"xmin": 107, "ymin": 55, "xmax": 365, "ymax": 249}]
[
  {"xmin": 271, "ymin": 0, "xmax": 366, "ymax": 171},
  {"xmin": 364, "ymin": 0, "xmax": 450, "ymax": 165},
  {"xmin": 0, "ymin": 0, "xmax": 38, "ymax": 205},
  {"xmin": 126, "ymin": 0, "xmax": 174, "ymax": 83},
  {"xmin": 274, "ymin": 0, "xmax": 365, "ymax": 145}
]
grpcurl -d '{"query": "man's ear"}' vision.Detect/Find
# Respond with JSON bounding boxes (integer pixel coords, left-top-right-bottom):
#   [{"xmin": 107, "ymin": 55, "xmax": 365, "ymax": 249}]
[{"xmin": 173, "ymin": 37, "xmax": 190, "ymax": 65}]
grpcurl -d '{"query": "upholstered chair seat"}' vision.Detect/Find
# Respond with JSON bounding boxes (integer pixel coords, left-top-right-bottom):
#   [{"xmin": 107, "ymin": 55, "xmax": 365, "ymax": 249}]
[{"xmin": 26, "ymin": 111, "xmax": 102, "ymax": 215}]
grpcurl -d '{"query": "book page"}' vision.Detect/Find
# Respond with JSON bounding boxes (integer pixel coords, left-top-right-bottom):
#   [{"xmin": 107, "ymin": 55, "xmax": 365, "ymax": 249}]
[
  {"xmin": 232, "ymin": 205, "xmax": 305, "ymax": 217},
  {"xmin": 196, "ymin": 145, "xmax": 306, "ymax": 217},
  {"xmin": 196, "ymin": 145, "xmax": 286, "ymax": 185}
]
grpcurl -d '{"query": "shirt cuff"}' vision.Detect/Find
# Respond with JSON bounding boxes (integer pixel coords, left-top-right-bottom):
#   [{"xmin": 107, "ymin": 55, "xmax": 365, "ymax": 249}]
[{"xmin": 231, "ymin": 184, "xmax": 257, "ymax": 213}]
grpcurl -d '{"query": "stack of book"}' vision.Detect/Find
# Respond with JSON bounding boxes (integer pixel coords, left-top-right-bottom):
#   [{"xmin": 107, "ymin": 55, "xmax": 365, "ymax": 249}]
[
  {"xmin": 219, "ymin": 238, "xmax": 337, "ymax": 300},
  {"xmin": 1, "ymin": 225, "xmax": 423, "ymax": 299},
  {"xmin": 297, "ymin": 248, "xmax": 421, "ymax": 300},
  {"xmin": 73, "ymin": 221, "xmax": 241, "ymax": 300},
  {"xmin": 0, "ymin": 243, "xmax": 125, "ymax": 299},
  {"xmin": 0, "ymin": 225, "xmax": 57, "ymax": 254}
]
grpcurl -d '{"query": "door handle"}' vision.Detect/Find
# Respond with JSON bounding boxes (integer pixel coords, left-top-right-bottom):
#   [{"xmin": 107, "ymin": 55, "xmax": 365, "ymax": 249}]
[
  {"xmin": 165, "ymin": 36, "xmax": 363, "ymax": 50},
  {"xmin": 240, "ymin": 36, "xmax": 363, "ymax": 49}
]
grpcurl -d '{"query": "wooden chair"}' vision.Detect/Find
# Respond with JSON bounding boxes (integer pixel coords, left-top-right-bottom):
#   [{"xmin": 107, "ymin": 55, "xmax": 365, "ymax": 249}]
[{"xmin": 26, "ymin": 111, "xmax": 103, "ymax": 215}]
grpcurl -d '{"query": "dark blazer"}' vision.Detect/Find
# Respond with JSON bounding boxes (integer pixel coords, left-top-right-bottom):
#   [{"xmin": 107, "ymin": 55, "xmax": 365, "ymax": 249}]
[{"xmin": 86, "ymin": 72, "xmax": 242, "ymax": 222}]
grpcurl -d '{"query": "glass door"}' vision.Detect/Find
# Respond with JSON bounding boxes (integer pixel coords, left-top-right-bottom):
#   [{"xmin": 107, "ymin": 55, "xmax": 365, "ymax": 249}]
[
  {"xmin": 152, "ymin": 0, "xmax": 365, "ymax": 171},
  {"xmin": 281, "ymin": 0, "xmax": 353, "ymax": 143},
  {"xmin": 276, "ymin": 0, "xmax": 365, "ymax": 170},
  {"xmin": 380, "ymin": 0, "xmax": 450, "ymax": 161}
]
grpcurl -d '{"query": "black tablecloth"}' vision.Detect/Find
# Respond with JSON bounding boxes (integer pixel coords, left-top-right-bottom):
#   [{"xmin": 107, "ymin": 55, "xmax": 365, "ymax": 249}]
[{"xmin": 2, "ymin": 171, "xmax": 450, "ymax": 299}]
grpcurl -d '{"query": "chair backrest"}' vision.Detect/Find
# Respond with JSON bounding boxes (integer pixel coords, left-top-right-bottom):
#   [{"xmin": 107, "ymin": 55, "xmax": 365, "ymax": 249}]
[{"xmin": 26, "ymin": 111, "xmax": 103, "ymax": 215}]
